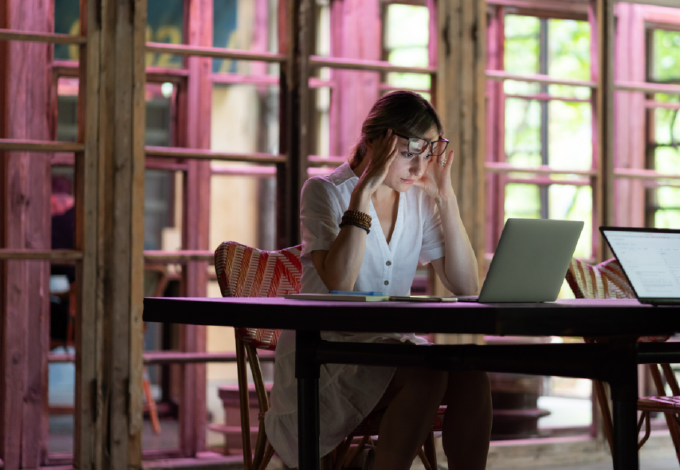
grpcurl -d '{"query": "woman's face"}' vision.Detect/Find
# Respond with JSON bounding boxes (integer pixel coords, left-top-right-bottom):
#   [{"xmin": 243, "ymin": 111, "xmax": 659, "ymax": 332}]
[{"xmin": 382, "ymin": 125, "xmax": 440, "ymax": 193}]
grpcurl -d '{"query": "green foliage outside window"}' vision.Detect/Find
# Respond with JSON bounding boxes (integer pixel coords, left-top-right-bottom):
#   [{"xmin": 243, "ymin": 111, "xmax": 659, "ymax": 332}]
[{"xmin": 651, "ymin": 31, "xmax": 680, "ymax": 229}]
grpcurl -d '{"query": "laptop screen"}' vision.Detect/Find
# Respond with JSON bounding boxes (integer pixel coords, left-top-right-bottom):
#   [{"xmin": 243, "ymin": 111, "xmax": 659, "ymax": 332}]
[{"xmin": 601, "ymin": 229, "xmax": 680, "ymax": 300}]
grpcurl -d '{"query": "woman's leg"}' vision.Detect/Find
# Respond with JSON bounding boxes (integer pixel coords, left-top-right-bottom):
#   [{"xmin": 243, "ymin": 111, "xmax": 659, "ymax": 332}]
[
  {"xmin": 441, "ymin": 370, "xmax": 492, "ymax": 470},
  {"xmin": 372, "ymin": 367, "xmax": 448, "ymax": 470}
]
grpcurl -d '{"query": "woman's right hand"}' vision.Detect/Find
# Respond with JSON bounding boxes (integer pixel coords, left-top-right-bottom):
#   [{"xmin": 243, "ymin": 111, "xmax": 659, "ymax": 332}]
[{"xmin": 356, "ymin": 129, "xmax": 398, "ymax": 196}]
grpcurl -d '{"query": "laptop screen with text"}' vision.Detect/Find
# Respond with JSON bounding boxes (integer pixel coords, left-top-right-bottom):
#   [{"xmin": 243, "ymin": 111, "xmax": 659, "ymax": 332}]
[{"xmin": 601, "ymin": 229, "xmax": 680, "ymax": 300}]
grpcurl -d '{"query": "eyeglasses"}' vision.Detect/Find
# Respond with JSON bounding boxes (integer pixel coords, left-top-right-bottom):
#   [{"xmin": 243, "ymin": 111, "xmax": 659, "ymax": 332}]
[{"xmin": 393, "ymin": 132, "xmax": 449, "ymax": 157}]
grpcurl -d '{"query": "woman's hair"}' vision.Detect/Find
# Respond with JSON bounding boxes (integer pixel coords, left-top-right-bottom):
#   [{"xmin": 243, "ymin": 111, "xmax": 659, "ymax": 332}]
[{"xmin": 349, "ymin": 91, "xmax": 443, "ymax": 168}]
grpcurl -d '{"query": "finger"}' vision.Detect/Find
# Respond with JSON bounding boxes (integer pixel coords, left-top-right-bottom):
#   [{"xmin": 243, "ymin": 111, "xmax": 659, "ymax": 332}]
[{"xmin": 446, "ymin": 150, "xmax": 455, "ymax": 168}]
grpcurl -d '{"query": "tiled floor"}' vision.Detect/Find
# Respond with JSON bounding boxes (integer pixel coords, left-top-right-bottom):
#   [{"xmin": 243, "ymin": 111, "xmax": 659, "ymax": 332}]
[{"xmin": 491, "ymin": 458, "xmax": 677, "ymax": 470}]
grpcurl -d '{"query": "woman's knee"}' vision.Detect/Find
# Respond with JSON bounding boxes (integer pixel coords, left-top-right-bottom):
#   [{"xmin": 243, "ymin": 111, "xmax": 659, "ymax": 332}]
[
  {"xmin": 444, "ymin": 370, "xmax": 491, "ymax": 404},
  {"xmin": 396, "ymin": 367, "xmax": 449, "ymax": 397}
]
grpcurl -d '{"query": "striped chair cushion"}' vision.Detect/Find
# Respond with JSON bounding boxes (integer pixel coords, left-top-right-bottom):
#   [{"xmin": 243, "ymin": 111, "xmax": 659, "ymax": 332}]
[
  {"xmin": 566, "ymin": 258, "xmax": 669, "ymax": 343},
  {"xmin": 214, "ymin": 241, "xmax": 303, "ymax": 350}
]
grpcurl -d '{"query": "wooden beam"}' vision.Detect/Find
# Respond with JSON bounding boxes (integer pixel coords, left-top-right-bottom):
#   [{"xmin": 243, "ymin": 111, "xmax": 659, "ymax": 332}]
[
  {"xmin": 592, "ymin": 0, "xmax": 616, "ymax": 261},
  {"xmin": 145, "ymin": 146, "xmax": 286, "ymax": 164},
  {"xmin": 0, "ymin": 138, "xmax": 84, "ymax": 152},
  {"xmin": 485, "ymin": 162, "xmax": 598, "ymax": 176},
  {"xmin": 309, "ymin": 55, "xmax": 436, "ymax": 74},
  {"xmin": 614, "ymin": 168, "xmax": 680, "ymax": 181},
  {"xmin": 144, "ymin": 250, "xmax": 214, "ymax": 263},
  {"xmin": 0, "ymin": 28, "xmax": 85, "ymax": 44},
  {"xmin": 48, "ymin": 351, "xmax": 276, "ymax": 364},
  {"xmin": 436, "ymin": 0, "xmax": 487, "ymax": 294},
  {"xmin": 0, "ymin": 249, "xmax": 83, "ymax": 260},
  {"xmin": 73, "ymin": 0, "xmax": 100, "ymax": 468},
  {"xmin": 486, "ymin": 70, "xmax": 597, "ymax": 88},
  {"xmin": 146, "ymin": 42, "xmax": 286, "ymax": 63},
  {"xmin": 277, "ymin": 0, "xmax": 312, "ymax": 248},
  {"xmin": 614, "ymin": 80, "xmax": 680, "ymax": 95}
]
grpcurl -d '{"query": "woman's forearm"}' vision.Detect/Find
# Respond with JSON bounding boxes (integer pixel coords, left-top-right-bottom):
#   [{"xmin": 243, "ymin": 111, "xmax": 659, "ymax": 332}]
[
  {"xmin": 314, "ymin": 187, "xmax": 372, "ymax": 291},
  {"xmin": 437, "ymin": 195, "xmax": 479, "ymax": 295}
]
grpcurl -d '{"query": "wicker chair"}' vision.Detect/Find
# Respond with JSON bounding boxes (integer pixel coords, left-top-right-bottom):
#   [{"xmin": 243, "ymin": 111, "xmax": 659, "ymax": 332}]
[
  {"xmin": 566, "ymin": 258, "xmax": 680, "ymax": 460},
  {"xmin": 214, "ymin": 241, "xmax": 443, "ymax": 470}
]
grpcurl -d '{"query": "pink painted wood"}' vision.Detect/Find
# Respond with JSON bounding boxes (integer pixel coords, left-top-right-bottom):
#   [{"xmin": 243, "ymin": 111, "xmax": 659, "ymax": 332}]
[{"xmin": 0, "ymin": 1, "xmax": 53, "ymax": 467}]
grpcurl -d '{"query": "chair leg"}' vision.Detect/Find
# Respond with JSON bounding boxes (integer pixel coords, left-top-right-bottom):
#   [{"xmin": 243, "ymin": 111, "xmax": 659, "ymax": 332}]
[
  {"xmin": 422, "ymin": 431, "xmax": 437, "ymax": 470},
  {"xmin": 258, "ymin": 441, "xmax": 276, "ymax": 470},
  {"xmin": 593, "ymin": 379, "xmax": 614, "ymax": 453},
  {"xmin": 236, "ymin": 337, "xmax": 253, "ymax": 470},
  {"xmin": 658, "ymin": 364, "xmax": 680, "ymax": 464},
  {"xmin": 333, "ymin": 437, "xmax": 352, "ymax": 470},
  {"xmin": 343, "ymin": 435, "xmax": 370, "ymax": 468},
  {"xmin": 142, "ymin": 369, "xmax": 161, "ymax": 434},
  {"xmin": 417, "ymin": 447, "xmax": 433, "ymax": 470}
]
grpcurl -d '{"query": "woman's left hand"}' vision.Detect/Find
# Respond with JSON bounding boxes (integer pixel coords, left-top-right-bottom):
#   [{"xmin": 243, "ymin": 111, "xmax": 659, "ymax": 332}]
[{"xmin": 413, "ymin": 149, "xmax": 455, "ymax": 203}]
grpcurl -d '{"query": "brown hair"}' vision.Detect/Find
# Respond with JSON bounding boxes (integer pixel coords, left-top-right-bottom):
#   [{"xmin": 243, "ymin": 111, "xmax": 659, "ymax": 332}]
[{"xmin": 349, "ymin": 91, "xmax": 443, "ymax": 168}]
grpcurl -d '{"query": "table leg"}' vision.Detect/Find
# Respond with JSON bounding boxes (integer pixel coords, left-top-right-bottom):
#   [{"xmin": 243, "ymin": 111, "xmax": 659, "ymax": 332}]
[
  {"xmin": 609, "ymin": 345, "xmax": 639, "ymax": 470},
  {"xmin": 296, "ymin": 331, "xmax": 321, "ymax": 470}
]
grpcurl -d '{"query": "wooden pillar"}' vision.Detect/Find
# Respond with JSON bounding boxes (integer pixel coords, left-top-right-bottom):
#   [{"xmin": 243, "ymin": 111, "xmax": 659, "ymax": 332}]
[
  {"xmin": 93, "ymin": 0, "xmax": 147, "ymax": 468},
  {"xmin": 0, "ymin": 1, "xmax": 53, "ymax": 468},
  {"xmin": 434, "ymin": 0, "xmax": 487, "ymax": 279},
  {"xmin": 277, "ymin": 0, "xmax": 312, "ymax": 248},
  {"xmin": 591, "ymin": 0, "xmax": 615, "ymax": 261},
  {"xmin": 485, "ymin": 5, "xmax": 505, "ymax": 257},
  {"xmin": 180, "ymin": 0, "xmax": 212, "ymax": 456},
  {"xmin": 613, "ymin": 3, "xmax": 646, "ymax": 228},
  {"xmin": 74, "ymin": 0, "xmax": 101, "ymax": 467}
]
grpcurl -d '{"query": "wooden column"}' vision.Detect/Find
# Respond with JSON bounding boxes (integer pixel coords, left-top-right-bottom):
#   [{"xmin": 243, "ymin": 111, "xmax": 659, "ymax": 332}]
[
  {"xmin": 277, "ymin": 0, "xmax": 312, "ymax": 248},
  {"xmin": 93, "ymin": 0, "xmax": 147, "ymax": 468},
  {"xmin": 74, "ymin": 0, "xmax": 101, "ymax": 468},
  {"xmin": 180, "ymin": 0, "xmax": 212, "ymax": 456},
  {"xmin": 485, "ymin": 5, "xmax": 505, "ymax": 257},
  {"xmin": 0, "ymin": 1, "xmax": 53, "ymax": 468},
  {"xmin": 434, "ymin": 0, "xmax": 487, "ymax": 278},
  {"xmin": 613, "ymin": 3, "xmax": 646, "ymax": 229},
  {"xmin": 591, "ymin": 0, "xmax": 615, "ymax": 261}
]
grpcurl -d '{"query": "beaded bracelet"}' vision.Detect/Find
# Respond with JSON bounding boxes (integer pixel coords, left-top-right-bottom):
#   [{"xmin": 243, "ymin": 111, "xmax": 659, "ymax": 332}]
[
  {"xmin": 339, "ymin": 220, "xmax": 370, "ymax": 234},
  {"xmin": 343, "ymin": 209, "xmax": 372, "ymax": 225}
]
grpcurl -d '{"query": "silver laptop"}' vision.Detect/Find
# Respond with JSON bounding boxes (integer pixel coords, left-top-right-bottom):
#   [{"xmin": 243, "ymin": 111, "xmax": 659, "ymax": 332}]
[
  {"xmin": 600, "ymin": 227, "xmax": 680, "ymax": 305},
  {"xmin": 456, "ymin": 218, "xmax": 584, "ymax": 303}
]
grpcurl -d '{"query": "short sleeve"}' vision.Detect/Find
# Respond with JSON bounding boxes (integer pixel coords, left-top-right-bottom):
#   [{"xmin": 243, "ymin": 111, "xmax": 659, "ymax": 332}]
[
  {"xmin": 299, "ymin": 178, "xmax": 344, "ymax": 266},
  {"xmin": 418, "ymin": 195, "xmax": 445, "ymax": 264}
]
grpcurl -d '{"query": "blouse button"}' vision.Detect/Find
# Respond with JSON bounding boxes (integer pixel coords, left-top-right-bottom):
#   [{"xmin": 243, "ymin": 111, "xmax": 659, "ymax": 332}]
[
  {"xmin": 386, "ymin": 261, "xmax": 392, "ymax": 266},
  {"xmin": 384, "ymin": 280, "xmax": 389, "ymax": 286}
]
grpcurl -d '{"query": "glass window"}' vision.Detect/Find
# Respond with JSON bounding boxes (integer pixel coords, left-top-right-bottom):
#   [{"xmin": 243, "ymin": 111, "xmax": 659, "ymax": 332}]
[
  {"xmin": 146, "ymin": 0, "xmax": 185, "ymax": 69},
  {"xmin": 55, "ymin": 0, "xmax": 80, "ymax": 61}
]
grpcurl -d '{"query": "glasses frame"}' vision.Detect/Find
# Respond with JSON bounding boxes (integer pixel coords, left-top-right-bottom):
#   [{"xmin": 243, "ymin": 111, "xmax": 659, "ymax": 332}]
[{"xmin": 393, "ymin": 132, "xmax": 450, "ymax": 157}]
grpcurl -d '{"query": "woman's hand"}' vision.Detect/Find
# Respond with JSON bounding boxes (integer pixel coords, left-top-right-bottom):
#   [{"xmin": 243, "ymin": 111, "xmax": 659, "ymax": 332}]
[
  {"xmin": 355, "ymin": 130, "xmax": 398, "ymax": 196},
  {"xmin": 414, "ymin": 149, "xmax": 455, "ymax": 203}
]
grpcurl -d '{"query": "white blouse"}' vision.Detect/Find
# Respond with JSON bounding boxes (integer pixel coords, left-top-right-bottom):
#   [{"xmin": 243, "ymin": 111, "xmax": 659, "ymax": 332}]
[{"xmin": 264, "ymin": 163, "xmax": 445, "ymax": 467}]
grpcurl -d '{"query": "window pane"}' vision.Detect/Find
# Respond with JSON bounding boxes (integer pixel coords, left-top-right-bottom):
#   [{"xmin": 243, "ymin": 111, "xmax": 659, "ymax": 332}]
[
  {"xmin": 505, "ymin": 98, "xmax": 541, "ymax": 166},
  {"xmin": 505, "ymin": 183, "xmax": 541, "ymax": 219},
  {"xmin": 55, "ymin": 0, "xmax": 80, "ymax": 61},
  {"xmin": 147, "ymin": 0, "xmax": 184, "ymax": 69},
  {"xmin": 548, "ymin": 101, "xmax": 592, "ymax": 171},
  {"xmin": 212, "ymin": 0, "xmax": 280, "ymax": 75},
  {"xmin": 385, "ymin": 4, "xmax": 431, "ymax": 93},
  {"xmin": 548, "ymin": 185, "xmax": 592, "ymax": 259},
  {"xmin": 504, "ymin": 15, "xmax": 540, "ymax": 75},
  {"xmin": 547, "ymin": 19, "xmax": 590, "ymax": 81},
  {"xmin": 653, "ymin": 30, "xmax": 680, "ymax": 82}
]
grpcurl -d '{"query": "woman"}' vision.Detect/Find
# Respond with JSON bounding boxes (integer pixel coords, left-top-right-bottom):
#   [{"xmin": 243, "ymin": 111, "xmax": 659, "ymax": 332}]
[{"xmin": 264, "ymin": 91, "xmax": 492, "ymax": 470}]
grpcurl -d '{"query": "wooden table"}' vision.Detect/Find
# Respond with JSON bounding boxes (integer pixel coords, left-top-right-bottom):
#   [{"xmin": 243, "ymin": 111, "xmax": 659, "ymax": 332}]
[{"xmin": 143, "ymin": 297, "xmax": 680, "ymax": 470}]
